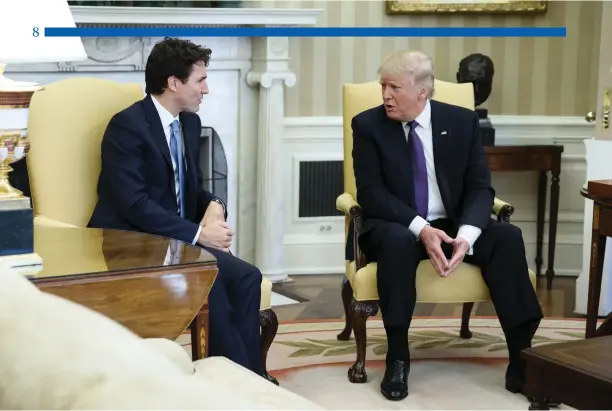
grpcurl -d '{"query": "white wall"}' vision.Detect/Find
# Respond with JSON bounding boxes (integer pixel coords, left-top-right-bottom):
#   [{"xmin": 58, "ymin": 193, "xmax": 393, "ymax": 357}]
[{"xmin": 283, "ymin": 115, "xmax": 593, "ymax": 277}]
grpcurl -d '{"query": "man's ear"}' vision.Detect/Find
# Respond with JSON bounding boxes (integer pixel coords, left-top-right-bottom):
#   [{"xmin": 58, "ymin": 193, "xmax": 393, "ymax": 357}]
[{"xmin": 167, "ymin": 76, "xmax": 180, "ymax": 92}]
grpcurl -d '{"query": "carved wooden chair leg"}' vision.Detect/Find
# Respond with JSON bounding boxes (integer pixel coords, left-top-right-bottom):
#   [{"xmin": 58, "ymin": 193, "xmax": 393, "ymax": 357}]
[
  {"xmin": 337, "ymin": 280, "xmax": 353, "ymax": 341},
  {"xmin": 259, "ymin": 308, "xmax": 279, "ymax": 385},
  {"xmin": 348, "ymin": 299, "xmax": 379, "ymax": 384},
  {"xmin": 460, "ymin": 302, "xmax": 475, "ymax": 339}
]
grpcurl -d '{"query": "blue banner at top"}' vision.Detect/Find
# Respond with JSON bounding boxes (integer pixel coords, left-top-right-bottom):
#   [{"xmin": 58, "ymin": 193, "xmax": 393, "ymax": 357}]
[{"xmin": 42, "ymin": 26, "xmax": 567, "ymax": 38}]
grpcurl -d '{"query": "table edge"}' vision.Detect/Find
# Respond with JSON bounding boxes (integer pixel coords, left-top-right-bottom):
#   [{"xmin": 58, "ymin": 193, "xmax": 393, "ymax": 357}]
[
  {"xmin": 31, "ymin": 260, "xmax": 218, "ymax": 285},
  {"xmin": 523, "ymin": 349, "xmax": 612, "ymax": 385}
]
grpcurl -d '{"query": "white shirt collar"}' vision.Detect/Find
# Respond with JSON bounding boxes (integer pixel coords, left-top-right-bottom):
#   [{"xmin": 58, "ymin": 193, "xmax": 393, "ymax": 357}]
[
  {"xmin": 151, "ymin": 95, "xmax": 179, "ymax": 129},
  {"xmin": 401, "ymin": 99, "xmax": 431, "ymax": 130}
]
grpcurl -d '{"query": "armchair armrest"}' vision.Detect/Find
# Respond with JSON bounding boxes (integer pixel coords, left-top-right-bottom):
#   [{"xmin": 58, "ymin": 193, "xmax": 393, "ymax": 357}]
[
  {"xmin": 337, "ymin": 193, "xmax": 516, "ymax": 271},
  {"xmin": 336, "ymin": 193, "xmax": 366, "ymax": 270},
  {"xmin": 336, "ymin": 192, "xmax": 360, "ymax": 214},
  {"xmin": 492, "ymin": 198, "xmax": 515, "ymax": 223}
]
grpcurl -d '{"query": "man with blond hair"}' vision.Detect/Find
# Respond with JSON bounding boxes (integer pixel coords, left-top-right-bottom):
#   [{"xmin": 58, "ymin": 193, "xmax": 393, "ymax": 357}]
[{"xmin": 351, "ymin": 50, "xmax": 543, "ymax": 401}]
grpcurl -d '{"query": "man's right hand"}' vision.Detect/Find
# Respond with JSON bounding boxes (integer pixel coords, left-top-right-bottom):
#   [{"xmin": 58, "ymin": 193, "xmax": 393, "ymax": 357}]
[
  {"xmin": 418, "ymin": 225, "xmax": 453, "ymax": 276},
  {"xmin": 197, "ymin": 221, "xmax": 234, "ymax": 252}
]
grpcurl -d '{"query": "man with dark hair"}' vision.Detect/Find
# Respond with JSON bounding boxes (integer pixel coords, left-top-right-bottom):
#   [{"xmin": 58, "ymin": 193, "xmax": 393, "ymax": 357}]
[{"xmin": 89, "ymin": 37, "xmax": 263, "ymax": 375}]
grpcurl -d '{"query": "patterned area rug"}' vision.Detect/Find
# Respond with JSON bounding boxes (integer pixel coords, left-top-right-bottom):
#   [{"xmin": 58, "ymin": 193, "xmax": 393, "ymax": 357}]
[
  {"xmin": 268, "ymin": 317, "xmax": 584, "ymax": 365},
  {"xmin": 179, "ymin": 317, "xmax": 587, "ymax": 409}
]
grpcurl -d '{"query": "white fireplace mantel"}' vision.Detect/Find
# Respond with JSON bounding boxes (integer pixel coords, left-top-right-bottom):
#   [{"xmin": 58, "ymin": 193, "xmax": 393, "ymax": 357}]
[
  {"xmin": 7, "ymin": 5, "xmax": 322, "ymax": 283},
  {"xmin": 70, "ymin": 5, "xmax": 321, "ymax": 26}
]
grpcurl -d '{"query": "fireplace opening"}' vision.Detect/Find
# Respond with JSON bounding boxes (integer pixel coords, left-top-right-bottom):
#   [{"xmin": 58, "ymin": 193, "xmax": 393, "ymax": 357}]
[{"xmin": 199, "ymin": 126, "xmax": 227, "ymax": 205}]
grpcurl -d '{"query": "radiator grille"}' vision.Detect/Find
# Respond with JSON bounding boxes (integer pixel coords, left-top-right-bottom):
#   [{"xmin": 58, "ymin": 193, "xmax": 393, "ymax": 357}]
[{"xmin": 298, "ymin": 160, "xmax": 343, "ymax": 218}]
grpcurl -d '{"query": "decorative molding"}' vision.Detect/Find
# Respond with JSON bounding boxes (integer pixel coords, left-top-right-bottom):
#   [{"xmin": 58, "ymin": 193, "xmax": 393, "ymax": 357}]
[
  {"xmin": 247, "ymin": 37, "xmax": 295, "ymax": 89},
  {"xmin": 385, "ymin": 0, "xmax": 547, "ymax": 15},
  {"xmin": 511, "ymin": 210, "xmax": 584, "ymax": 224},
  {"xmin": 8, "ymin": 6, "xmax": 322, "ymax": 75},
  {"xmin": 70, "ymin": 5, "xmax": 323, "ymax": 26},
  {"xmin": 284, "ymin": 234, "xmax": 345, "ymax": 246},
  {"xmin": 6, "ymin": 5, "xmax": 321, "ymax": 74},
  {"xmin": 284, "ymin": 115, "xmax": 595, "ymax": 143},
  {"xmin": 6, "ymin": 37, "xmax": 253, "ymax": 73},
  {"xmin": 246, "ymin": 72, "xmax": 296, "ymax": 89}
]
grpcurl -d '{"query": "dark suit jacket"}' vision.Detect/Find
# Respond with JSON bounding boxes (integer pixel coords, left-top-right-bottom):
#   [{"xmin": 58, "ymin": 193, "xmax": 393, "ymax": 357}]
[
  {"xmin": 89, "ymin": 94, "xmax": 225, "ymax": 244},
  {"xmin": 346, "ymin": 100, "xmax": 495, "ymax": 260}
]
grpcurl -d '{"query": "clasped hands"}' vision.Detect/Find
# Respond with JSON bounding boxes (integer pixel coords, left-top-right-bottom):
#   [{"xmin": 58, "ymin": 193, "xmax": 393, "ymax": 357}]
[
  {"xmin": 197, "ymin": 202, "xmax": 233, "ymax": 252},
  {"xmin": 418, "ymin": 225, "xmax": 469, "ymax": 277}
]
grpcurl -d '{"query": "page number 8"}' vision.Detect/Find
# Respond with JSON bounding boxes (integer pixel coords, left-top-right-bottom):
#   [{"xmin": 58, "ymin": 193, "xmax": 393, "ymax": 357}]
[{"xmin": 32, "ymin": 27, "xmax": 40, "ymax": 37}]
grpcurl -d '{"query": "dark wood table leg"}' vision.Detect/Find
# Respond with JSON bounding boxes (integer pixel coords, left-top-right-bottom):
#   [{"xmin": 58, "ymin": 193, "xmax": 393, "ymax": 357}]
[
  {"xmin": 524, "ymin": 359, "xmax": 558, "ymax": 410},
  {"xmin": 586, "ymin": 204, "xmax": 606, "ymax": 339},
  {"xmin": 595, "ymin": 313, "xmax": 612, "ymax": 337},
  {"xmin": 529, "ymin": 397, "xmax": 551, "ymax": 410},
  {"xmin": 536, "ymin": 171, "xmax": 547, "ymax": 278},
  {"xmin": 190, "ymin": 302, "xmax": 209, "ymax": 360},
  {"xmin": 546, "ymin": 170, "xmax": 560, "ymax": 290}
]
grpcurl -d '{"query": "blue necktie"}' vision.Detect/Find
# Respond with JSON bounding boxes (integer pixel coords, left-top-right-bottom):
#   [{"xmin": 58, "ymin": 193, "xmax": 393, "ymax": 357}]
[
  {"xmin": 407, "ymin": 121, "xmax": 428, "ymax": 219},
  {"xmin": 169, "ymin": 120, "xmax": 185, "ymax": 217}
]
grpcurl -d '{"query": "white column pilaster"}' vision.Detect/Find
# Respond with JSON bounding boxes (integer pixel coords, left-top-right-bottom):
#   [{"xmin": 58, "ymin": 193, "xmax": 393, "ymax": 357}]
[{"xmin": 246, "ymin": 37, "xmax": 295, "ymax": 283}]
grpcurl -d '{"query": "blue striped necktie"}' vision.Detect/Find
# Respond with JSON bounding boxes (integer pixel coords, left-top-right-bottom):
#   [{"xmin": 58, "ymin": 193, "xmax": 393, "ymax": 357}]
[{"xmin": 169, "ymin": 120, "xmax": 185, "ymax": 217}]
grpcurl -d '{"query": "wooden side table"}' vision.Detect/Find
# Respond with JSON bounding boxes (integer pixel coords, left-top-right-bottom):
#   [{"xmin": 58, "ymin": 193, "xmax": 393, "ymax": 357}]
[
  {"xmin": 24, "ymin": 225, "xmax": 218, "ymax": 360},
  {"xmin": 581, "ymin": 180, "xmax": 612, "ymax": 338},
  {"xmin": 486, "ymin": 145, "xmax": 563, "ymax": 289},
  {"xmin": 523, "ymin": 335, "xmax": 612, "ymax": 410}
]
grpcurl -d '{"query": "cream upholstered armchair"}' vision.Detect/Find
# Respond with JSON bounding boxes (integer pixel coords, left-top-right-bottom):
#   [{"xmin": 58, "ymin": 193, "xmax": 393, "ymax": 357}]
[
  {"xmin": 26, "ymin": 77, "xmax": 279, "ymax": 384},
  {"xmin": 335, "ymin": 79, "xmax": 537, "ymax": 384}
]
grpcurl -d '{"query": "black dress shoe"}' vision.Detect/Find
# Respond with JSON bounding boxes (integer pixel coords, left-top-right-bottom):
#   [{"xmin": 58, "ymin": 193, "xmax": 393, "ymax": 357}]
[
  {"xmin": 262, "ymin": 372, "xmax": 279, "ymax": 386},
  {"xmin": 380, "ymin": 360, "xmax": 409, "ymax": 401}
]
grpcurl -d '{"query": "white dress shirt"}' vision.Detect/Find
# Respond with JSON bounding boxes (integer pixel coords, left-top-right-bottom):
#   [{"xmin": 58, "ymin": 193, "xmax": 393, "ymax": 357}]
[
  {"xmin": 403, "ymin": 99, "xmax": 481, "ymax": 255},
  {"xmin": 151, "ymin": 96, "xmax": 201, "ymax": 246}
]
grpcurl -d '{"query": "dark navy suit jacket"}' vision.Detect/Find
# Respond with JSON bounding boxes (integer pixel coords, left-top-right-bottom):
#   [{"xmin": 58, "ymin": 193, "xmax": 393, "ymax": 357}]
[
  {"xmin": 89, "ymin": 94, "xmax": 225, "ymax": 244},
  {"xmin": 346, "ymin": 100, "xmax": 495, "ymax": 261}
]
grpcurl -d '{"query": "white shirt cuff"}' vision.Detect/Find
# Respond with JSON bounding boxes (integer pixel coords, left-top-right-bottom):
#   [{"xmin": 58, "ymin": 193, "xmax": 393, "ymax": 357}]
[
  {"xmin": 456, "ymin": 224, "xmax": 482, "ymax": 255},
  {"xmin": 192, "ymin": 225, "xmax": 202, "ymax": 245},
  {"xmin": 408, "ymin": 216, "xmax": 429, "ymax": 239}
]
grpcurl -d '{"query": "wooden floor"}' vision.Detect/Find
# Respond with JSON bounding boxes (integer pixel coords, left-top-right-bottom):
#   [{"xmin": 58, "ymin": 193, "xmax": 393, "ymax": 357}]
[{"xmin": 272, "ymin": 274, "xmax": 580, "ymax": 323}]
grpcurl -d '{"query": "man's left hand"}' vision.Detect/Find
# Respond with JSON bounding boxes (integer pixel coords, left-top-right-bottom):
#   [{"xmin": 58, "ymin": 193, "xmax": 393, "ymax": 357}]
[
  {"xmin": 201, "ymin": 201, "xmax": 225, "ymax": 227},
  {"xmin": 443, "ymin": 238, "xmax": 469, "ymax": 277}
]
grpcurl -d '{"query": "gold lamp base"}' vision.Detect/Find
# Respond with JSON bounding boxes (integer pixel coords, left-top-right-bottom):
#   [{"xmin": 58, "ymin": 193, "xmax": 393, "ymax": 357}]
[
  {"xmin": 0, "ymin": 63, "xmax": 40, "ymax": 202},
  {"xmin": 0, "ymin": 164, "xmax": 23, "ymax": 199},
  {"xmin": 0, "ymin": 129, "xmax": 30, "ymax": 201},
  {"xmin": 0, "ymin": 64, "xmax": 40, "ymax": 263}
]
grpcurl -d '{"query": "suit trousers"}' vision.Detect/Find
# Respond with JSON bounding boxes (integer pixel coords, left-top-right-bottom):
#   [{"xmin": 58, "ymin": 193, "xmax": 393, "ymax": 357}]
[
  {"xmin": 202, "ymin": 246, "xmax": 263, "ymax": 374},
  {"xmin": 358, "ymin": 218, "xmax": 543, "ymax": 331}
]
